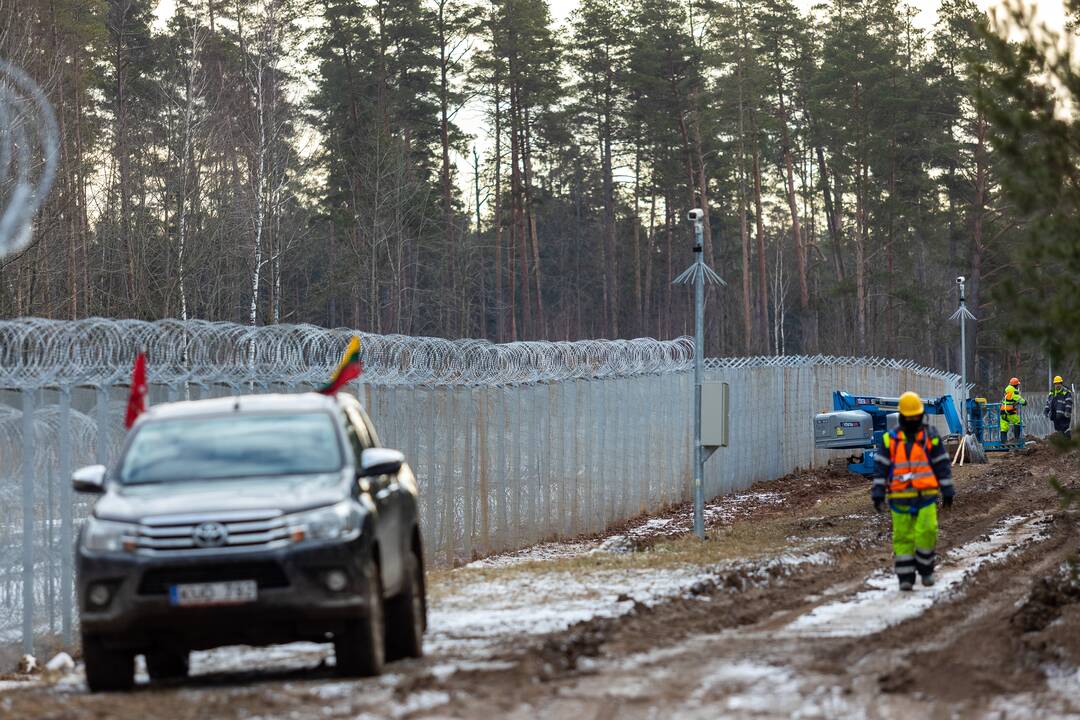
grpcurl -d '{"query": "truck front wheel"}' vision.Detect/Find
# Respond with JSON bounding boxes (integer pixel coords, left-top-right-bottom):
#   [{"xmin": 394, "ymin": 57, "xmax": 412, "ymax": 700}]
[{"xmin": 83, "ymin": 634, "xmax": 135, "ymax": 692}]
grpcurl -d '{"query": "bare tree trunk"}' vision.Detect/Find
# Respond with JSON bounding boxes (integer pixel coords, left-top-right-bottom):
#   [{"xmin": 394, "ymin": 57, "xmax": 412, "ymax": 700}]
[
  {"xmin": 855, "ymin": 160, "xmax": 868, "ymax": 355},
  {"xmin": 751, "ymin": 138, "xmax": 769, "ymax": 354},
  {"xmin": 522, "ymin": 108, "xmax": 544, "ymax": 337},
  {"xmin": 969, "ymin": 104, "xmax": 989, "ymax": 379},
  {"xmin": 493, "ymin": 74, "xmax": 504, "ymax": 342},
  {"xmin": 632, "ymin": 142, "xmax": 642, "ymax": 336},
  {"xmin": 509, "ymin": 79, "xmax": 531, "ymax": 338},
  {"xmin": 437, "ymin": 0, "xmax": 457, "ymax": 334},
  {"xmin": 472, "ymin": 145, "xmax": 483, "ymax": 334},
  {"xmin": 643, "ymin": 188, "xmax": 656, "ymax": 333},
  {"xmin": 600, "ymin": 103, "xmax": 618, "ymax": 337},
  {"xmin": 736, "ymin": 36, "xmax": 753, "ymax": 354},
  {"xmin": 778, "ymin": 85, "xmax": 808, "ymax": 328}
]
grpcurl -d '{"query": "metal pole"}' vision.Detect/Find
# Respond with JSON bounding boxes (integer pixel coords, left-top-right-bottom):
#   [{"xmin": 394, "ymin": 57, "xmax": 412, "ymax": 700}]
[
  {"xmin": 692, "ymin": 218, "xmax": 705, "ymax": 540},
  {"xmin": 960, "ymin": 287, "xmax": 967, "ymax": 435},
  {"xmin": 21, "ymin": 387, "xmax": 35, "ymax": 655},
  {"xmin": 673, "ymin": 210, "xmax": 722, "ymax": 539},
  {"xmin": 951, "ymin": 277, "xmax": 976, "ymax": 437},
  {"xmin": 58, "ymin": 386, "xmax": 73, "ymax": 647}
]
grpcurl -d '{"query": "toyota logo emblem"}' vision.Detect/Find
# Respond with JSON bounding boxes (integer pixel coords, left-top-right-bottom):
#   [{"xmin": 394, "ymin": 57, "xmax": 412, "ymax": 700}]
[{"xmin": 192, "ymin": 522, "xmax": 228, "ymax": 548}]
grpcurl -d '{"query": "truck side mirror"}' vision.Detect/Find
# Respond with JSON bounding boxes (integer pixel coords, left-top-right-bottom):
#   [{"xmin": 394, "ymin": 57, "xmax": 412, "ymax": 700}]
[
  {"xmin": 73, "ymin": 464, "xmax": 107, "ymax": 493},
  {"xmin": 358, "ymin": 448, "xmax": 403, "ymax": 477}
]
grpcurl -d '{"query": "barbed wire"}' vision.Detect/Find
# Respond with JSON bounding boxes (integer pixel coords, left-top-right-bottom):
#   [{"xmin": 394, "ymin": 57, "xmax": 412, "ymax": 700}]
[
  {"xmin": 0, "ymin": 61, "xmax": 59, "ymax": 258},
  {"xmin": 703, "ymin": 354, "xmax": 962, "ymax": 384},
  {"xmin": 0, "ymin": 318, "xmax": 695, "ymax": 388}
]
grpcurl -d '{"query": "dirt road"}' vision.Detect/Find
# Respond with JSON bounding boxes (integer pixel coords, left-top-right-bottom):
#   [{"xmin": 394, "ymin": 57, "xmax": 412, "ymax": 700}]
[{"xmin": 3, "ymin": 446, "xmax": 1079, "ymax": 719}]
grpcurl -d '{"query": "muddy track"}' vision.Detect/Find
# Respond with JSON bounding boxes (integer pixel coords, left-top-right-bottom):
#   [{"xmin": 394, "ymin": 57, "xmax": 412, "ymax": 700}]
[{"xmin": 3, "ymin": 447, "xmax": 1078, "ymax": 719}]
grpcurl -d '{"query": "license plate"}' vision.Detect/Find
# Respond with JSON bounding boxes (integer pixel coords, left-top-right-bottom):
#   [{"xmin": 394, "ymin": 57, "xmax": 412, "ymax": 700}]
[{"xmin": 169, "ymin": 580, "xmax": 257, "ymax": 607}]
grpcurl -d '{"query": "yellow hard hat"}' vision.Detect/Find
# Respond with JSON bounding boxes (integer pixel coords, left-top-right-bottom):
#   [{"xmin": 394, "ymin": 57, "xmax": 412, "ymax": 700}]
[
  {"xmin": 1054, "ymin": 375, "xmax": 1064, "ymax": 384},
  {"xmin": 898, "ymin": 391, "xmax": 924, "ymax": 417}
]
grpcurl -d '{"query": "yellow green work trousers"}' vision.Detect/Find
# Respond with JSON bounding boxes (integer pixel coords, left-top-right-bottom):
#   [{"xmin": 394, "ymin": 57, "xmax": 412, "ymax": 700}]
[
  {"xmin": 1000, "ymin": 411, "xmax": 1020, "ymax": 434},
  {"xmin": 891, "ymin": 502, "xmax": 938, "ymax": 583}
]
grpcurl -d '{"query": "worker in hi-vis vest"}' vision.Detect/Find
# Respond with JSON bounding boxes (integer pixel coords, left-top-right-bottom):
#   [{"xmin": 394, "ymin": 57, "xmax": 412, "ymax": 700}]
[
  {"xmin": 1000, "ymin": 378, "xmax": 1026, "ymax": 444},
  {"xmin": 872, "ymin": 392, "xmax": 955, "ymax": 592},
  {"xmin": 1045, "ymin": 375, "xmax": 1073, "ymax": 440}
]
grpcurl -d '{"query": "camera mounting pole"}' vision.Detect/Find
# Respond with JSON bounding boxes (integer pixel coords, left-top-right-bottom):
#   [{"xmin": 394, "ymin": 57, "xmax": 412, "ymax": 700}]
[
  {"xmin": 949, "ymin": 276, "xmax": 976, "ymax": 435},
  {"xmin": 674, "ymin": 209, "xmax": 724, "ymax": 539}
]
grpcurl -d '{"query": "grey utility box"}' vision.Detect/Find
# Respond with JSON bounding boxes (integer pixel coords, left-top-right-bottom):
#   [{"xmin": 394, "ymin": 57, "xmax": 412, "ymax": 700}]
[
  {"xmin": 814, "ymin": 410, "xmax": 873, "ymax": 449},
  {"xmin": 701, "ymin": 382, "xmax": 730, "ymax": 448}
]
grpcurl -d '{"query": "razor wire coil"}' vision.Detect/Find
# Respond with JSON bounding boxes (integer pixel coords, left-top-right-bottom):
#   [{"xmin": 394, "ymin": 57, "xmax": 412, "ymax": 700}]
[{"xmin": 0, "ymin": 318, "xmax": 695, "ymax": 389}]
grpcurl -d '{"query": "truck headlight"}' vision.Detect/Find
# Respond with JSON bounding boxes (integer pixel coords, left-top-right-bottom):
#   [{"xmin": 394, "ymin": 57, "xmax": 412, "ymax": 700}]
[
  {"xmin": 288, "ymin": 501, "xmax": 361, "ymax": 543},
  {"xmin": 82, "ymin": 517, "xmax": 137, "ymax": 553}
]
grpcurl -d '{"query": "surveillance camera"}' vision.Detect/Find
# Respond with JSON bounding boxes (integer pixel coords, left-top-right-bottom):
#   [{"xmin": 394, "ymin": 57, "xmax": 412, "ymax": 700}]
[
  {"xmin": 687, "ymin": 209, "xmax": 704, "ymax": 222},
  {"xmin": 956, "ymin": 275, "xmax": 965, "ymax": 284}
]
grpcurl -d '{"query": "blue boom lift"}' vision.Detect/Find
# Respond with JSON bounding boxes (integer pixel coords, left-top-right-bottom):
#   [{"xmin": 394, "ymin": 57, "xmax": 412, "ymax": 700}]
[{"xmin": 814, "ymin": 392, "xmax": 964, "ymax": 477}]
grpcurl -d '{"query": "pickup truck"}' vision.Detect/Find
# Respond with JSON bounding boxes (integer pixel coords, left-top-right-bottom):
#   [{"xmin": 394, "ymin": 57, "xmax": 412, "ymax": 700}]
[{"xmin": 74, "ymin": 392, "xmax": 426, "ymax": 691}]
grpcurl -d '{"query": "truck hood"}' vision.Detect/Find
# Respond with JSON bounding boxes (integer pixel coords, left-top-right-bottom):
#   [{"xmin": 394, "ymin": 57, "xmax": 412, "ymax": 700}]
[{"xmin": 93, "ymin": 472, "xmax": 348, "ymax": 523}]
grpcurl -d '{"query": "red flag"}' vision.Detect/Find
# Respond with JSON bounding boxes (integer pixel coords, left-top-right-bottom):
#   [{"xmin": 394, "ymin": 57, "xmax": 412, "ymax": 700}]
[{"xmin": 124, "ymin": 351, "xmax": 147, "ymax": 429}]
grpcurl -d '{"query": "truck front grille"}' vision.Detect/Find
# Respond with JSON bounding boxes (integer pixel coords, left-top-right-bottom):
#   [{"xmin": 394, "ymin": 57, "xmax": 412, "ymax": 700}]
[{"xmin": 134, "ymin": 510, "xmax": 290, "ymax": 554}]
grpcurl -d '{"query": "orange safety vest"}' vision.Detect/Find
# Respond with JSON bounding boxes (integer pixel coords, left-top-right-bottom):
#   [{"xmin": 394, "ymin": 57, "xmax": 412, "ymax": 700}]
[
  {"xmin": 885, "ymin": 429, "xmax": 940, "ymax": 499},
  {"xmin": 1002, "ymin": 388, "xmax": 1019, "ymax": 414}
]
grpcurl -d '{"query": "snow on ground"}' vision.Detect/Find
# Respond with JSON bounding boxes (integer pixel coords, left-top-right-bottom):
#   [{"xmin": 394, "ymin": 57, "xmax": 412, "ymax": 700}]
[
  {"xmin": 678, "ymin": 658, "xmax": 860, "ymax": 719},
  {"xmin": 189, "ymin": 641, "xmax": 332, "ymax": 676},
  {"xmin": 464, "ymin": 540, "xmax": 596, "ymax": 569},
  {"xmin": 782, "ymin": 513, "xmax": 1051, "ymax": 638},
  {"xmin": 427, "ymin": 566, "xmax": 717, "ymax": 656}
]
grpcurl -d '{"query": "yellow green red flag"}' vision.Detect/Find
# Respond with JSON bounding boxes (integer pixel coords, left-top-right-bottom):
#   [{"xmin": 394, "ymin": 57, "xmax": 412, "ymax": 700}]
[{"xmin": 318, "ymin": 336, "xmax": 363, "ymax": 395}]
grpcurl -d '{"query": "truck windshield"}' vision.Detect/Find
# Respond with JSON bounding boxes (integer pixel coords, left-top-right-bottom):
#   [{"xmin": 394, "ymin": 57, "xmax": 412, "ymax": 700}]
[{"xmin": 119, "ymin": 413, "xmax": 343, "ymax": 484}]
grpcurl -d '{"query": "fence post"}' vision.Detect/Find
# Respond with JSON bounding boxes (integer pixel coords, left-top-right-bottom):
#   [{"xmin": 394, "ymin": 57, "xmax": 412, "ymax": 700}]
[
  {"xmin": 424, "ymin": 387, "xmax": 438, "ymax": 564},
  {"xmin": 462, "ymin": 388, "xmax": 474, "ymax": 561},
  {"xmin": 59, "ymin": 385, "xmax": 73, "ymax": 647},
  {"xmin": 21, "ymin": 387, "xmax": 35, "ymax": 655},
  {"xmin": 495, "ymin": 386, "xmax": 508, "ymax": 551},
  {"xmin": 95, "ymin": 385, "xmax": 110, "ymax": 466}
]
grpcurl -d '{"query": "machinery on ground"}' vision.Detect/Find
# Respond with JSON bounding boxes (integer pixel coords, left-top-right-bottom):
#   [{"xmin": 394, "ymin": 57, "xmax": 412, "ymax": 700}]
[
  {"xmin": 814, "ymin": 392, "xmax": 964, "ymax": 477},
  {"xmin": 966, "ymin": 397, "xmax": 1025, "ymax": 452}
]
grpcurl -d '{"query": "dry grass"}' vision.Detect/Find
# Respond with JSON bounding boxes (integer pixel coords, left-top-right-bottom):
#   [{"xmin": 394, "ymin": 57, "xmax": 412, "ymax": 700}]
[{"xmin": 429, "ymin": 483, "xmax": 879, "ymax": 598}]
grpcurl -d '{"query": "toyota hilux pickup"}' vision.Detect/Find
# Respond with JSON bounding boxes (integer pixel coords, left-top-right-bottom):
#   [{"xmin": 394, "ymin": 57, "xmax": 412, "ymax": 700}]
[{"xmin": 73, "ymin": 392, "xmax": 426, "ymax": 691}]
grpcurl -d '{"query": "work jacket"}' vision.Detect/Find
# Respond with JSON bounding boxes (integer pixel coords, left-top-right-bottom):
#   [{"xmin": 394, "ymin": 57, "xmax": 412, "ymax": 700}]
[
  {"xmin": 1002, "ymin": 386, "xmax": 1026, "ymax": 415},
  {"xmin": 872, "ymin": 425, "xmax": 954, "ymax": 510},
  {"xmin": 1045, "ymin": 387, "xmax": 1074, "ymax": 423}
]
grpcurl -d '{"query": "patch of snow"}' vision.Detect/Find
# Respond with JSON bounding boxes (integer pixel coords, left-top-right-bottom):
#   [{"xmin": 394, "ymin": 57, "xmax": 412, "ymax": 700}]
[
  {"xmin": 0, "ymin": 679, "xmax": 40, "ymax": 692},
  {"xmin": 591, "ymin": 534, "xmax": 636, "ymax": 554},
  {"xmin": 428, "ymin": 566, "xmax": 715, "ymax": 654},
  {"xmin": 669, "ymin": 657, "xmax": 863, "ymax": 719},
  {"xmin": 783, "ymin": 513, "xmax": 1050, "ymax": 638},
  {"xmin": 17, "ymin": 654, "xmax": 36, "ymax": 674},
  {"xmin": 389, "ymin": 689, "xmax": 450, "ymax": 717},
  {"xmin": 189, "ymin": 642, "xmax": 331, "ymax": 676},
  {"xmin": 464, "ymin": 540, "xmax": 594, "ymax": 569},
  {"xmin": 308, "ymin": 681, "xmax": 355, "ymax": 700},
  {"xmin": 628, "ymin": 517, "xmax": 674, "ymax": 536},
  {"xmin": 44, "ymin": 652, "xmax": 74, "ymax": 673},
  {"xmin": 427, "ymin": 659, "xmax": 515, "ymax": 682}
]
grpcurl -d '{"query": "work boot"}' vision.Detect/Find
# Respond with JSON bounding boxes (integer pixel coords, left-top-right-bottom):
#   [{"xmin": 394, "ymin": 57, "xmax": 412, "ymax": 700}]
[
  {"xmin": 921, "ymin": 573, "xmax": 935, "ymax": 587},
  {"xmin": 899, "ymin": 580, "xmax": 914, "ymax": 592}
]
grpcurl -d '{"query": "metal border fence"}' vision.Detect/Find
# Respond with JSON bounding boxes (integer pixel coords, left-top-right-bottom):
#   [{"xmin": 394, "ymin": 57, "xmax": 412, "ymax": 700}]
[{"xmin": 3, "ymin": 318, "xmax": 1064, "ymax": 658}]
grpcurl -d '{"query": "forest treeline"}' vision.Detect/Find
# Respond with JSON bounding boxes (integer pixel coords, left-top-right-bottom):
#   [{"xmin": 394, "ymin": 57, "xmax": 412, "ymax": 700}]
[{"xmin": 0, "ymin": 0, "xmax": 1072, "ymax": 388}]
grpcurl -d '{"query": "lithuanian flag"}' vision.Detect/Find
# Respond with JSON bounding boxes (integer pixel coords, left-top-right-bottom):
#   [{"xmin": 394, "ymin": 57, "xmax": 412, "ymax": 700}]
[{"xmin": 318, "ymin": 336, "xmax": 363, "ymax": 395}]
